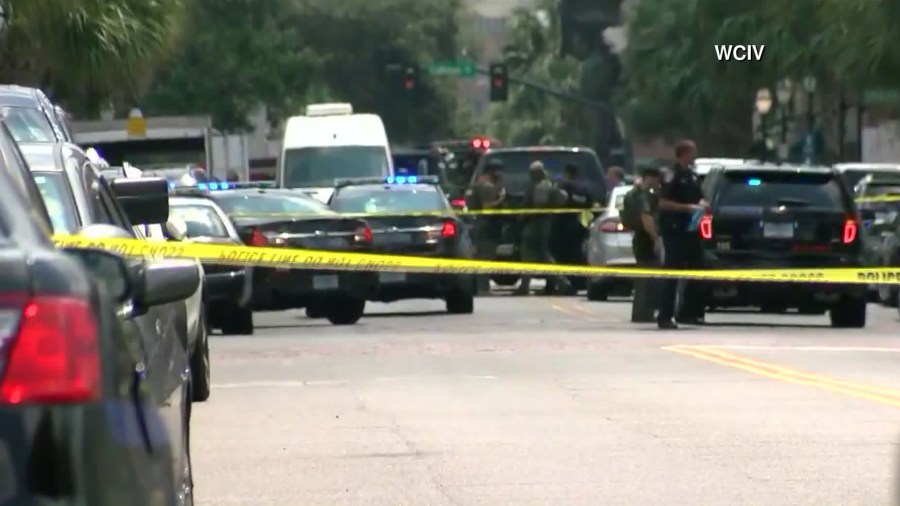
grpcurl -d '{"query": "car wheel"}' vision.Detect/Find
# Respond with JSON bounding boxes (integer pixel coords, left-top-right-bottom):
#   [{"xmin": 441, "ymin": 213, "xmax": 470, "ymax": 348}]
[
  {"xmin": 326, "ymin": 297, "xmax": 365, "ymax": 325},
  {"xmin": 190, "ymin": 313, "xmax": 211, "ymax": 403},
  {"xmin": 446, "ymin": 288, "xmax": 475, "ymax": 314},
  {"xmin": 221, "ymin": 306, "xmax": 254, "ymax": 335},
  {"xmin": 490, "ymin": 274, "xmax": 520, "ymax": 286},
  {"xmin": 306, "ymin": 305, "xmax": 325, "ymax": 319},
  {"xmin": 829, "ymin": 296, "xmax": 867, "ymax": 328},
  {"xmin": 586, "ymin": 280, "xmax": 608, "ymax": 301}
]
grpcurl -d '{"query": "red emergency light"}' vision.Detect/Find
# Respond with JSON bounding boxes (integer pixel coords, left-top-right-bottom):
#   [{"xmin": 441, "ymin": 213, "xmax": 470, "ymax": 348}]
[{"xmin": 471, "ymin": 138, "xmax": 491, "ymax": 150}]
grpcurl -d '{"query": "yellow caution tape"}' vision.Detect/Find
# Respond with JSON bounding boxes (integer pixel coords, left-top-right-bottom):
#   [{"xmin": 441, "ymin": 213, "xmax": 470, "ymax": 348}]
[
  {"xmin": 856, "ymin": 195, "xmax": 900, "ymax": 204},
  {"xmin": 50, "ymin": 234, "xmax": 900, "ymax": 285}
]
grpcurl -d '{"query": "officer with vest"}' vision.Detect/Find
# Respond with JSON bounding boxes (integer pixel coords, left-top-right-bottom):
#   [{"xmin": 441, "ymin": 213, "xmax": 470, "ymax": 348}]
[
  {"xmin": 657, "ymin": 140, "xmax": 708, "ymax": 329},
  {"xmin": 466, "ymin": 159, "xmax": 506, "ymax": 295},
  {"xmin": 515, "ymin": 162, "xmax": 573, "ymax": 296},
  {"xmin": 622, "ymin": 165, "xmax": 662, "ymax": 322}
]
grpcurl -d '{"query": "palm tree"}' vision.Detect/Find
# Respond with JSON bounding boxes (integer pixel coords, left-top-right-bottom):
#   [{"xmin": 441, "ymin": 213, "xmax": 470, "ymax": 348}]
[{"xmin": 1, "ymin": 0, "xmax": 189, "ymax": 115}]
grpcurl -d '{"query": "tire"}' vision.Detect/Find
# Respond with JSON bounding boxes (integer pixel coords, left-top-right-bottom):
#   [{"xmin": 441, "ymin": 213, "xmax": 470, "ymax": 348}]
[
  {"xmin": 446, "ymin": 288, "xmax": 475, "ymax": 314},
  {"xmin": 490, "ymin": 274, "xmax": 520, "ymax": 286},
  {"xmin": 306, "ymin": 305, "xmax": 324, "ymax": 319},
  {"xmin": 189, "ymin": 313, "xmax": 211, "ymax": 403},
  {"xmin": 586, "ymin": 280, "xmax": 608, "ymax": 301},
  {"xmin": 221, "ymin": 306, "xmax": 254, "ymax": 335},
  {"xmin": 326, "ymin": 297, "xmax": 365, "ymax": 325},
  {"xmin": 829, "ymin": 296, "xmax": 867, "ymax": 328}
]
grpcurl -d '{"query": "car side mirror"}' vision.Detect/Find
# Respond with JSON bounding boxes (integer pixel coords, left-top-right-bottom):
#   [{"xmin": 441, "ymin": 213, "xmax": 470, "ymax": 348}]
[
  {"xmin": 110, "ymin": 177, "xmax": 169, "ymax": 225},
  {"xmin": 138, "ymin": 259, "xmax": 200, "ymax": 309},
  {"xmin": 165, "ymin": 216, "xmax": 187, "ymax": 241},
  {"xmin": 62, "ymin": 248, "xmax": 132, "ymax": 302}
]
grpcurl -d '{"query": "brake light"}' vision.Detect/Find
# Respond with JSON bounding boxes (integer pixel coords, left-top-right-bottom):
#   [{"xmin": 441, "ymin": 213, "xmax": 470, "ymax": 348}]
[
  {"xmin": 249, "ymin": 229, "xmax": 268, "ymax": 246},
  {"xmin": 843, "ymin": 218, "xmax": 858, "ymax": 244},
  {"xmin": 355, "ymin": 225, "xmax": 372, "ymax": 243},
  {"xmin": 450, "ymin": 198, "xmax": 466, "ymax": 208},
  {"xmin": 441, "ymin": 220, "xmax": 457, "ymax": 238},
  {"xmin": 600, "ymin": 219, "xmax": 624, "ymax": 233},
  {"xmin": 699, "ymin": 215, "xmax": 713, "ymax": 240},
  {"xmin": 0, "ymin": 297, "xmax": 101, "ymax": 404}
]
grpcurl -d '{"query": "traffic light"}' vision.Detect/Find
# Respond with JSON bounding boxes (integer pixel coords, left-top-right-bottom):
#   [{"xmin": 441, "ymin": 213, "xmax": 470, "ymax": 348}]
[
  {"xmin": 402, "ymin": 66, "xmax": 418, "ymax": 92},
  {"xmin": 489, "ymin": 63, "xmax": 508, "ymax": 102}
]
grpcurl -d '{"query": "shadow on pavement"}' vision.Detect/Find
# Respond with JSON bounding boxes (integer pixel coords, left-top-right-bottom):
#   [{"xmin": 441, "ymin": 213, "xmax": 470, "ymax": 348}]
[{"xmin": 362, "ymin": 310, "xmax": 448, "ymax": 318}]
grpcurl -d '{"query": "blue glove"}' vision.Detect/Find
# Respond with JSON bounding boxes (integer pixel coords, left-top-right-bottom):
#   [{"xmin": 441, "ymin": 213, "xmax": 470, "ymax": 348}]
[{"xmin": 687, "ymin": 207, "xmax": 704, "ymax": 232}]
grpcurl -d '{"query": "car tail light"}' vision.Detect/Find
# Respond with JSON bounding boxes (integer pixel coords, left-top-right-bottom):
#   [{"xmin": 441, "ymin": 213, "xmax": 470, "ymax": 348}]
[
  {"xmin": 450, "ymin": 198, "xmax": 466, "ymax": 208},
  {"xmin": 0, "ymin": 296, "xmax": 101, "ymax": 404},
  {"xmin": 354, "ymin": 225, "xmax": 372, "ymax": 243},
  {"xmin": 441, "ymin": 220, "xmax": 457, "ymax": 238},
  {"xmin": 843, "ymin": 218, "xmax": 858, "ymax": 244},
  {"xmin": 599, "ymin": 219, "xmax": 624, "ymax": 233},
  {"xmin": 249, "ymin": 229, "xmax": 268, "ymax": 246},
  {"xmin": 699, "ymin": 215, "xmax": 713, "ymax": 240}
]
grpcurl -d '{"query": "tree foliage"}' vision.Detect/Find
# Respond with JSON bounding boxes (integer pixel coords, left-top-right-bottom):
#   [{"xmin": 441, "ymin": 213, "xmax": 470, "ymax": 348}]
[
  {"xmin": 0, "ymin": 0, "xmax": 189, "ymax": 115},
  {"xmin": 619, "ymin": 0, "xmax": 900, "ymax": 150},
  {"xmin": 140, "ymin": 0, "xmax": 473, "ymax": 140},
  {"xmin": 489, "ymin": 0, "xmax": 586, "ymax": 146}
]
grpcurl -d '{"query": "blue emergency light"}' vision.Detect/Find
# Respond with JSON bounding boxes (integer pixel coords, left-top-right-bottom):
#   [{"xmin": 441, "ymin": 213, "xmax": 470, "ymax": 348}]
[
  {"xmin": 334, "ymin": 175, "xmax": 439, "ymax": 187},
  {"xmin": 747, "ymin": 178, "xmax": 762, "ymax": 186},
  {"xmin": 169, "ymin": 180, "xmax": 276, "ymax": 193}
]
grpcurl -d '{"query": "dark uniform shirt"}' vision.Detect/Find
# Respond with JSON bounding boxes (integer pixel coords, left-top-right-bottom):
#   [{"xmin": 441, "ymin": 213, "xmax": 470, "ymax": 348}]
[
  {"xmin": 559, "ymin": 179, "xmax": 593, "ymax": 209},
  {"xmin": 659, "ymin": 164, "xmax": 704, "ymax": 233},
  {"xmin": 631, "ymin": 187, "xmax": 658, "ymax": 261}
]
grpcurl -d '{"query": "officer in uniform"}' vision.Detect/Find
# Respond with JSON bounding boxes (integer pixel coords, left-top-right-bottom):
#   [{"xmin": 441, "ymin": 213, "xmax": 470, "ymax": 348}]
[
  {"xmin": 656, "ymin": 140, "xmax": 708, "ymax": 329},
  {"xmin": 467, "ymin": 160, "xmax": 506, "ymax": 295},
  {"xmin": 515, "ymin": 162, "xmax": 573, "ymax": 296},
  {"xmin": 623, "ymin": 165, "xmax": 662, "ymax": 322},
  {"xmin": 555, "ymin": 164, "xmax": 594, "ymax": 288}
]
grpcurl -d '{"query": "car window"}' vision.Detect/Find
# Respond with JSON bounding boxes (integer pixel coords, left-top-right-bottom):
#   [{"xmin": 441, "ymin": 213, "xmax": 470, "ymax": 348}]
[
  {"xmin": 32, "ymin": 171, "xmax": 80, "ymax": 233},
  {"xmin": 477, "ymin": 150, "xmax": 605, "ymax": 187},
  {"xmin": 282, "ymin": 146, "xmax": 390, "ymax": 188},
  {"xmin": 170, "ymin": 204, "xmax": 229, "ymax": 237},
  {"xmin": 84, "ymin": 163, "xmax": 132, "ymax": 229},
  {"xmin": 213, "ymin": 193, "xmax": 333, "ymax": 215},
  {"xmin": 719, "ymin": 170, "xmax": 845, "ymax": 210},
  {"xmin": 0, "ymin": 123, "xmax": 54, "ymax": 235},
  {"xmin": 0, "ymin": 106, "xmax": 56, "ymax": 143},
  {"xmin": 331, "ymin": 186, "xmax": 448, "ymax": 213}
]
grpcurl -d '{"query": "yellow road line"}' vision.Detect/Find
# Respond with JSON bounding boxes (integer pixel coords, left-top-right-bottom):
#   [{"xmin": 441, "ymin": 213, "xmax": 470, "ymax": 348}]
[
  {"xmin": 550, "ymin": 302, "xmax": 580, "ymax": 316},
  {"xmin": 663, "ymin": 345, "xmax": 900, "ymax": 409}
]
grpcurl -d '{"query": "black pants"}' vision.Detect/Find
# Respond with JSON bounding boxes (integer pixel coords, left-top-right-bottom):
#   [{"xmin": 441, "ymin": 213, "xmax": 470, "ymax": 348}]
[{"xmin": 657, "ymin": 230, "xmax": 706, "ymax": 323}]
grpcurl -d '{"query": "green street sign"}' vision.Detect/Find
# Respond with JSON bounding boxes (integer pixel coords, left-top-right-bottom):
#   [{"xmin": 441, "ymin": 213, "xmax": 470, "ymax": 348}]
[
  {"xmin": 863, "ymin": 88, "xmax": 900, "ymax": 105},
  {"xmin": 426, "ymin": 60, "xmax": 477, "ymax": 77}
]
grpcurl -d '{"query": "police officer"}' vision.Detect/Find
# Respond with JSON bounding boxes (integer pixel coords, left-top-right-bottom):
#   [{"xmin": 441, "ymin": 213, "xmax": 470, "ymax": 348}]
[
  {"xmin": 623, "ymin": 166, "xmax": 662, "ymax": 323},
  {"xmin": 657, "ymin": 140, "xmax": 708, "ymax": 329},
  {"xmin": 554, "ymin": 164, "xmax": 594, "ymax": 289},
  {"xmin": 467, "ymin": 160, "xmax": 506, "ymax": 294},
  {"xmin": 515, "ymin": 162, "xmax": 572, "ymax": 295}
]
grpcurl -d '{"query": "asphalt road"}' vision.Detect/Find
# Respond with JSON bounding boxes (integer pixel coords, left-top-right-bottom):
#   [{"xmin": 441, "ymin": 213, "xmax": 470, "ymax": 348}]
[{"xmin": 193, "ymin": 291, "xmax": 900, "ymax": 506}]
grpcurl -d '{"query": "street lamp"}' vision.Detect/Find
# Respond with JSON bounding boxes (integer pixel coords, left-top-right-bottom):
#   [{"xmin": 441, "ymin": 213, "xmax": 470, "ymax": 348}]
[{"xmin": 776, "ymin": 79, "xmax": 794, "ymax": 160}]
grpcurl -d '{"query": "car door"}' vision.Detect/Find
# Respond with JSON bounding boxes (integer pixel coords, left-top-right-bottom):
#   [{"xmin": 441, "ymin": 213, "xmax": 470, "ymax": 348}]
[{"xmin": 81, "ymin": 162, "xmax": 190, "ymax": 487}]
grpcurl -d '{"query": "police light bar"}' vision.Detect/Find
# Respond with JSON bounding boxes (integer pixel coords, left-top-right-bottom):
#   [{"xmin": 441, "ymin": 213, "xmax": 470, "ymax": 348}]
[
  {"xmin": 169, "ymin": 181, "xmax": 276, "ymax": 193},
  {"xmin": 334, "ymin": 175, "xmax": 440, "ymax": 187}
]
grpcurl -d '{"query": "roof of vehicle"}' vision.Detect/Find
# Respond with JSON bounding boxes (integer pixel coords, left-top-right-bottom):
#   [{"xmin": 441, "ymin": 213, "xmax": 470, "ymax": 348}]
[
  {"xmin": 483, "ymin": 146, "xmax": 594, "ymax": 154},
  {"xmin": 170, "ymin": 196, "xmax": 220, "ymax": 206},
  {"xmin": 335, "ymin": 182, "xmax": 441, "ymax": 192},
  {"xmin": 714, "ymin": 163, "xmax": 837, "ymax": 175},
  {"xmin": 282, "ymin": 113, "xmax": 388, "ymax": 148},
  {"xmin": 834, "ymin": 163, "xmax": 900, "ymax": 171},
  {"xmin": 0, "ymin": 85, "xmax": 45, "ymax": 107}
]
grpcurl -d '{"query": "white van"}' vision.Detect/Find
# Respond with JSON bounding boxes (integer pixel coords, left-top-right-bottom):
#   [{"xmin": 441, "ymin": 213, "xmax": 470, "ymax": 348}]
[{"xmin": 278, "ymin": 103, "xmax": 393, "ymax": 202}]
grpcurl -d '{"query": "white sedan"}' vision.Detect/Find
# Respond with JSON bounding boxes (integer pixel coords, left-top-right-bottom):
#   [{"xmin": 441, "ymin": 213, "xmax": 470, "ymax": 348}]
[{"xmin": 585, "ymin": 185, "xmax": 636, "ymax": 301}]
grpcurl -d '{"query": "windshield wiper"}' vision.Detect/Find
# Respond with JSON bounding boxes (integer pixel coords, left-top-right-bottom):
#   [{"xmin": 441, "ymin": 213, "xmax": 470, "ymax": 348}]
[{"xmin": 775, "ymin": 198, "xmax": 811, "ymax": 207}]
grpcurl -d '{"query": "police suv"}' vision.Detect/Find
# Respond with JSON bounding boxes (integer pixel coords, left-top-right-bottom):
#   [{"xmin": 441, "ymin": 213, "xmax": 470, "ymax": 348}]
[{"xmin": 700, "ymin": 163, "xmax": 869, "ymax": 327}]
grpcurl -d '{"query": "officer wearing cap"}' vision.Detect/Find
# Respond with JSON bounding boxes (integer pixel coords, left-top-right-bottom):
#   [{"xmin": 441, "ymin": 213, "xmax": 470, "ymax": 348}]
[
  {"xmin": 467, "ymin": 159, "xmax": 506, "ymax": 294},
  {"xmin": 516, "ymin": 162, "xmax": 572, "ymax": 295},
  {"xmin": 656, "ymin": 140, "xmax": 708, "ymax": 329},
  {"xmin": 624, "ymin": 165, "xmax": 662, "ymax": 322}
]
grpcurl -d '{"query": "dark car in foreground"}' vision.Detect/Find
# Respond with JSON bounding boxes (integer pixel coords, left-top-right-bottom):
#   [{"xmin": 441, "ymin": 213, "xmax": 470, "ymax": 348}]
[
  {"xmin": 0, "ymin": 118, "xmax": 199, "ymax": 505},
  {"xmin": 169, "ymin": 195, "xmax": 255, "ymax": 334},
  {"xmin": 329, "ymin": 176, "xmax": 475, "ymax": 313},
  {"xmin": 700, "ymin": 164, "xmax": 868, "ymax": 327},
  {"xmin": 173, "ymin": 183, "xmax": 377, "ymax": 325}
]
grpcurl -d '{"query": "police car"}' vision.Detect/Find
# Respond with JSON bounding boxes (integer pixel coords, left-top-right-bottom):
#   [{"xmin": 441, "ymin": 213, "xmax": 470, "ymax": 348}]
[
  {"xmin": 328, "ymin": 175, "xmax": 475, "ymax": 314},
  {"xmin": 171, "ymin": 181, "xmax": 377, "ymax": 325}
]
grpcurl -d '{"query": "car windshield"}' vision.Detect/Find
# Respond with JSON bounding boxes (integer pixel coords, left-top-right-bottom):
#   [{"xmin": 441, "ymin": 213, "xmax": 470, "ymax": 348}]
[
  {"xmin": 144, "ymin": 167, "xmax": 212, "ymax": 183},
  {"xmin": 170, "ymin": 204, "xmax": 229, "ymax": 237},
  {"xmin": 282, "ymin": 146, "xmax": 389, "ymax": 188},
  {"xmin": 720, "ymin": 171, "xmax": 844, "ymax": 209},
  {"xmin": 32, "ymin": 171, "xmax": 79, "ymax": 233},
  {"xmin": 477, "ymin": 150, "xmax": 605, "ymax": 189},
  {"xmin": 0, "ymin": 106, "xmax": 56, "ymax": 143},
  {"xmin": 331, "ymin": 186, "xmax": 448, "ymax": 213},
  {"xmin": 214, "ymin": 193, "xmax": 333, "ymax": 216}
]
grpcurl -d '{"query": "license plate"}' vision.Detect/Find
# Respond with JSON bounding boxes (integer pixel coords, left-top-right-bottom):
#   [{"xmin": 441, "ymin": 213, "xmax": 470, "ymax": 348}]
[
  {"xmin": 763, "ymin": 222, "xmax": 793, "ymax": 238},
  {"xmin": 312, "ymin": 275, "xmax": 339, "ymax": 290},
  {"xmin": 377, "ymin": 233, "xmax": 412, "ymax": 245},
  {"xmin": 379, "ymin": 272, "xmax": 407, "ymax": 283}
]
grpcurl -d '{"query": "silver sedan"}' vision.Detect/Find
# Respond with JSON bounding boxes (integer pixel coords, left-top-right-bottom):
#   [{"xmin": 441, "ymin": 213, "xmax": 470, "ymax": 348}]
[{"xmin": 585, "ymin": 185, "xmax": 636, "ymax": 301}]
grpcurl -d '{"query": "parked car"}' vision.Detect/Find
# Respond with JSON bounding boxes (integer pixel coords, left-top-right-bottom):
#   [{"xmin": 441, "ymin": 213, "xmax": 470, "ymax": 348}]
[
  {"xmin": 0, "ymin": 118, "xmax": 199, "ymax": 505},
  {"xmin": 0, "ymin": 85, "xmax": 72, "ymax": 143},
  {"xmin": 16, "ymin": 140, "xmax": 199, "ymax": 503},
  {"xmin": 586, "ymin": 184, "xmax": 637, "ymax": 301}
]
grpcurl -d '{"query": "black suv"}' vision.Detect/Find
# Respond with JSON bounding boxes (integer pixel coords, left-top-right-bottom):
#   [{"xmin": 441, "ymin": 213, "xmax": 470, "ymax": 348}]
[{"xmin": 700, "ymin": 164, "xmax": 868, "ymax": 327}]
